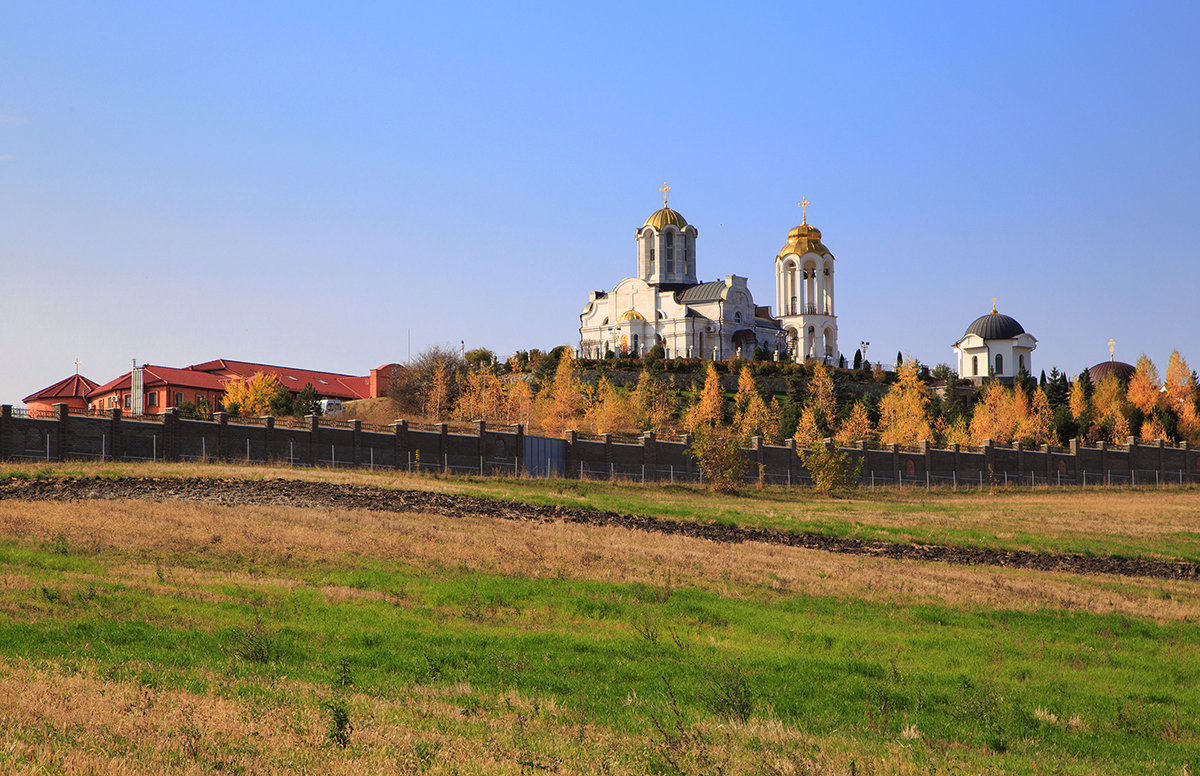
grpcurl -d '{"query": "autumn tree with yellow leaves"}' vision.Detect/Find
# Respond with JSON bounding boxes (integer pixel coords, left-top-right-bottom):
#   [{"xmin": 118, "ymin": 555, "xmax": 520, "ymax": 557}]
[
  {"xmin": 684, "ymin": 362, "xmax": 725, "ymax": 431},
  {"xmin": 583, "ymin": 378, "xmax": 638, "ymax": 435},
  {"xmin": 222, "ymin": 372, "xmax": 287, "ymax": 417},
  {"xmin": 732, "ymin": 367, "xmax": 772, "ymax": 443},
  {"xmin": 533, "ymin": 350, "xmax": 586, "ymax": 436},
  {"xmin": 631, "ymin": 371, "xmax": 676, "ymax": 436},
  {"xmin": 877, "ymin": 360, "xmax": 933, "ymax": 446}
]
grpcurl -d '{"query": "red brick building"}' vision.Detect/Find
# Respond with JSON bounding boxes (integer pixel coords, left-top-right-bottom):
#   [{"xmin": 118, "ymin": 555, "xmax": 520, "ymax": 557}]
[
  {"xmin": 78, "ymin": 359, "xmax": 404, "ymax": 415},
  {"xmin": 87, "ymin": 365, "xmax": 228, "ymax": 414}
]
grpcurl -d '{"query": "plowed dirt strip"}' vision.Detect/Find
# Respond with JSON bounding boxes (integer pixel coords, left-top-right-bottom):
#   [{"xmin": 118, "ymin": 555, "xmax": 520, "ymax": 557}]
[{"xmin": 2, "ymin": 476, "xmax": 1197, "ymax": 580}]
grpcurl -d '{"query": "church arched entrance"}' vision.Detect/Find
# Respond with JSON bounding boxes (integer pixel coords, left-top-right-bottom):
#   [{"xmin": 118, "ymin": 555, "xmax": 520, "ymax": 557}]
[{"xmin": 732, "ymin": 329, "xmax": 756, "ymax": 358}]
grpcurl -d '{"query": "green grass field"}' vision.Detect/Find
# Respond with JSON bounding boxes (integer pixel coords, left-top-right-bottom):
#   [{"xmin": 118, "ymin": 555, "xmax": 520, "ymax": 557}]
[{"xmin": 1, "ymin": 462, "xmax": 1198, "ymax": 774}]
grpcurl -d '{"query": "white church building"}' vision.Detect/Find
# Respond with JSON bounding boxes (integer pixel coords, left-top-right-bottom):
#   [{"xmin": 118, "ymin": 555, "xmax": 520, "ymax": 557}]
[{"xmin": 579, "ymin": 189, "xmax": 841, "ymax": 363}]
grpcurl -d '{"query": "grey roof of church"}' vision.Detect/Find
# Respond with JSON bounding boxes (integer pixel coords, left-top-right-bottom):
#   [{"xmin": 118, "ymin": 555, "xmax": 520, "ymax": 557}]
[
  {"xmin": 964, "ymin": 312, "xmax": 1025, "ymax": 340},
  {"xmin": 677, "ymin": 281, "xmax": 726, "ymax": 303}
]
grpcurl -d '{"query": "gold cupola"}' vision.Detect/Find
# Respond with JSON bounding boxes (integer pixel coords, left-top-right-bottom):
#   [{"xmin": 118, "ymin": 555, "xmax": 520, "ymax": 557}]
[
  {"xmin": 643, "ymin": 206, "xmax": 689, "ymax": 230},
  {"xmin": 642, "ymin": 181, "xmax": 689, "ymax": 231},
  {"xmin": 778, "ymin": 223, "xmax": 829, "ymax": 258}
]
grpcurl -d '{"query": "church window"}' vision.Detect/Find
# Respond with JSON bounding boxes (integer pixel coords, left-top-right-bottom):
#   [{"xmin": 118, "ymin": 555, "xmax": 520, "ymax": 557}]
[
  {"xmin": 1019, "ymin": 354, "xmax": 1025, "ymax": 372},
  {"xmin": 665, "ymin": 233, "xmax": 675, "ymax": 273},
  {"xmin": 734, "ymin": 312, "xmax": 742, "ymax": 323},
  {"xmin": 995, "ymin": 354, "xmax": 1004, "ymax": 375},
  {"xmin": 147, "ymin": 392, "xmax": 158, "ymax": 408},
  {"xmin": 601, "ymin": 317, "xmax": 608, "ymax": 325},
  {"xmin": 972, "ymin": 356, "xmax": 978, "ymax": 376},
  {"xmin": 649, "ymin": 247, "xmax": 655, "ymax": 272}
]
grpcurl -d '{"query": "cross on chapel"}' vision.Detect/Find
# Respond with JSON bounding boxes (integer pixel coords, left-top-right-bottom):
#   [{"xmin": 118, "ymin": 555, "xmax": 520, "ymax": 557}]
[
  {"xmin": 798, "ymin": 197, "xmax": 810, "ymax": 225},
  {"xmin": 659, "ymin": 182, "xmax": 671, "ymax": 207}
]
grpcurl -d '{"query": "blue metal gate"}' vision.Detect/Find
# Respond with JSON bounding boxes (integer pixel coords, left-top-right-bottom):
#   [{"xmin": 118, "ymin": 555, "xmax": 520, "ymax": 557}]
[{"xmin": 524, "ymin": 434, "xmax": 566, "ymax": 478}]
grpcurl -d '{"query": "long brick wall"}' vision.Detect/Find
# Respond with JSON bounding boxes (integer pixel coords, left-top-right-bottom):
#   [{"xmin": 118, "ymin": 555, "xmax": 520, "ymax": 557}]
[{"xmin": 2, "ymin": 404, "xmax": 1197, "ymax": 487}]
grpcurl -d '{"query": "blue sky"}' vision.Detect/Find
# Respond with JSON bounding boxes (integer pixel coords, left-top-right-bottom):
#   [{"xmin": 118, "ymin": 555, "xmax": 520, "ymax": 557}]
[{"xmin": 3, "ymin": 2, "xmax": 1198, "ymax": 403}]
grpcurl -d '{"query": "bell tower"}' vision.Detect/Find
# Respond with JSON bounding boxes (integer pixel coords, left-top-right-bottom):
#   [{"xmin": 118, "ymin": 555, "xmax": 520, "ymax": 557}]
[{"xmin": 775, "ymin": 199, "xmax": 838, "ymax": 363}]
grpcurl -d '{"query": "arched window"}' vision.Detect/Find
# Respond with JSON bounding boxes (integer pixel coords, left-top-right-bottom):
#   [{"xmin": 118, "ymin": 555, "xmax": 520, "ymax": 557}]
[
  {"xmin": 632, "ymin": 333, "xmax": 639, "ymax": 354},
  {"xmin": 734, "ymin": 311, "xmax": 742, "ymax": 323},
  {"xmin": 995, "ymin": 353, "xmax": 1004, "ymax": 375},
  {"xmin": 665, "ymin": 232, "xmax": 675, "ymax": 273},
  {"xmin": 1019, "ymin": 354, "xmax": 1025, "ymax": 372},
  {"xmin": 972, "ymin": 356, "xmax": 978, "ymax": 376}
]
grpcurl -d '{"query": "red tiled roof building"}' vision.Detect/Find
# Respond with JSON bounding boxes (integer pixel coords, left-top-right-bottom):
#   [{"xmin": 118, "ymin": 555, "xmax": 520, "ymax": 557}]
[{"xmin": 23, "ymin": 374, "xmax": 100, "ymax": 414}]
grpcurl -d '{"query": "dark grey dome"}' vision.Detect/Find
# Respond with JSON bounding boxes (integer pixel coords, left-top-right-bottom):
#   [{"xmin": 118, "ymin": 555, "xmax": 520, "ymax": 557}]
[{"xmin": 964, "ymin": 312, "xmax": 1025, "ymax": 340}]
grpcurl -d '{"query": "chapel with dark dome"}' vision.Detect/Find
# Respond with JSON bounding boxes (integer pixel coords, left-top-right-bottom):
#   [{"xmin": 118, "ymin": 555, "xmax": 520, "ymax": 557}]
[{"xmin": 952, "ymin": 300, "xmax": 1038, "ymax": 385}]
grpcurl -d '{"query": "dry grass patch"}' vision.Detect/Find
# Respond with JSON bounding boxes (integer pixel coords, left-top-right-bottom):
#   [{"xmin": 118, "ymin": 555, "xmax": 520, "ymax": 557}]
[
  {"xmin": 0, "ymin": 659, "xmax": 950, "ymax": 776},
  {"xmin": 2, "ymin": 498, "xmax": 1198, "ymax": 623}
]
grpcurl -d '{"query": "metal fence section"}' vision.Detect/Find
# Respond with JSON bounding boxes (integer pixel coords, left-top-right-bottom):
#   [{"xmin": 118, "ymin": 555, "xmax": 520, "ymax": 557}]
[{"xmin": 524, "ymin": 435, "xmax": 566, "ymax": 478}]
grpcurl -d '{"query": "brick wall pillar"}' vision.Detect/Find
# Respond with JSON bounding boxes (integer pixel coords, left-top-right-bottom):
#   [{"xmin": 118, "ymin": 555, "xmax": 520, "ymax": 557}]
[
  {"xmin": 1042, "ymin": 443, "xmax": 1051, "ymax": 479},
  {"xmin": 263, "ymin": 416, "xmax": 275, "ymax": 463},
  {"xmin": 1157, "ymin": 439, "xmax": 1164, "ymax": 474},
  {"xmin": 919, "ymin": 439, "xmax": 930, "ymax": 476},
  {"xmin": 1098, "ymin": 440, "xmax": 1108, "ymax": 475},
  {"xmin": 565, "ymin": 429, "xmax": 578, "ymax": 478},
  {"xmin": 437, "ymin": 423, "xmax": 449, "ymax": 472},
  {"xmin": 55, "ymin": 403, "xmax": 69, "ymax": 462},
  {"xmin": 306, "ymin": 415, "xmax": 319, "ymax": 465},
  {"xmin": 0, "ymin": 405, "xmax": 10, "ymax": 462},
  {"xmin": 753, "ymin": 436, "xmax": 765, "ymax": 485},
  {"xmin": 983, "ymin": 439, "xmax": 994, "ymax": 480},
  {"xmin": 890, "ymin": 443, "xmax": 900, "ymax": 482},
  {"xmin": 161, "ymin": 407, "xmax": 178, "ymax": 461},
  {"xmin": 785, "ymin": 438, "xmax": 798, "ymax": 483},
  {"xmin": 1183, "ymin": 441, "xmax": 1192, "ymax": 477},
  {"xmin": 514, "ymin": 424, "xmax": 525, "ymax": 474},
  {"xmin": 393, "ymin": 419, "xmax": 408, "ymax": 470},
  {"xmin": 601, "ymin": 433, "xmax": 613, "ymax": 478},
  {"xmin": 111, "ymin": 408, "xmax": 123, "ymax": 462},
  {"xmin": 681, "ymin": 433, "xmax": 693, "ymax": 479},
  {"xmin": 643, "ymin": 431, "xmax": 658, "ymax": 482},
  {"xmin": 475, "ymin": 420, "xmax": 487, "ymax": 473},
  {"xmin": 350, "ymin": 419, "xmax": 362, "ymax": 466},
  {"xmin": 948, "ymin": 443, "xmax": 960, "ymax": 481},
  {"xmin": 1015, "ymin": 441, "xmax": 1024, "ymax": 479},
  {"xmin": 213, "ymin": 412, "xmax": 228, "ymax": 462}
]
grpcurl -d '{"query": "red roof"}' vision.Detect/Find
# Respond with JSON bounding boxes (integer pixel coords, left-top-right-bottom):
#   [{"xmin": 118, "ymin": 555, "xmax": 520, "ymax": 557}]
[
  {"xmin": 188, "ymin": 359, "xmax": 371, "ymax": 400},
  {"xmin": 24, "ymin": 374, "xmax": 100, "ymax": 403},
  {"xmin": 88, "ymin": 365, "xmax": 228, "ymax": 398}
]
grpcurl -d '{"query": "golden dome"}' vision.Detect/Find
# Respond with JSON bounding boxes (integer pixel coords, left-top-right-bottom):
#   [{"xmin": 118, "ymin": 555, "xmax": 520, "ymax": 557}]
[
  {"xmin": 643, "ymin": 207, "xmax": 688, "ymax": 230},
  {"xmin": 777, "ymin": 223, "xmax": 830, "ymax": 258},
  {"xmin": 617, "ymin": 309, "xmax": 646, "ymax": 322}
]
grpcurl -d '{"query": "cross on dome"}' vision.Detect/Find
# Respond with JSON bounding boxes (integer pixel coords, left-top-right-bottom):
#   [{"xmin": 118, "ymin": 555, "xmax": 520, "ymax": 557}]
[
  {"xmin": 659, "ymin": 181, "xmax": 671, "ymax": 207},
  {"xmin": 798, "ymin": 197, "xmax": 810, "ymax": 225},
  {"xmin": 1109, "ymin": 338, "xmax": 1116, "ymax": 362},
  {"xmin": 991, "ymin": 297, "xmax": 998, "ymax": 314}
]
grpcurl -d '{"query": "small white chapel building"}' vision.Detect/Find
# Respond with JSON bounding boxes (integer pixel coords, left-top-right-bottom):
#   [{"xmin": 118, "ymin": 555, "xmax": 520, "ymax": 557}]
[{"xmin": 952, "ymin": 301, "xmax": 1037, "ymax": 385}]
